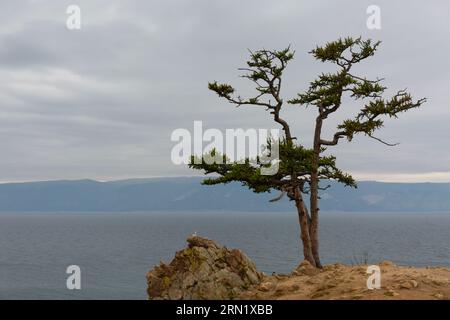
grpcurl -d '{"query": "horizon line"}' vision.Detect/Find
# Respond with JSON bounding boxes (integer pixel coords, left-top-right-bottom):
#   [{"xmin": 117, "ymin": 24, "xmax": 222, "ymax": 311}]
[{"xmin": 1, "ymin": 174, "xmax": 450, "ymax": 185}]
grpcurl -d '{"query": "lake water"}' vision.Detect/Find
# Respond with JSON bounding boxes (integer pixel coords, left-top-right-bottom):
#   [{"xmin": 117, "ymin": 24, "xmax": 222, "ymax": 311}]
[{"xmin": 0, "ymin": 211, "xmax": 448, "ymax": 300}]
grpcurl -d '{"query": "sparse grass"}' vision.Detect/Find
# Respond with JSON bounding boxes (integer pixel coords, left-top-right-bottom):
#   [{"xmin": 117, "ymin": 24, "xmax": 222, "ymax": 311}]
[{"xmin": 350, "ymin": 251, "xmax": 371, "ymax": 266}]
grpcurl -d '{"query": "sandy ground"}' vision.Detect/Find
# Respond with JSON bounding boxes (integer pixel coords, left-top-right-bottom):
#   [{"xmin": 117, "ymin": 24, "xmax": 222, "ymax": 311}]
[{"xmin": 240, "ymin": 261, "xmax": 449, "ymax": 300}]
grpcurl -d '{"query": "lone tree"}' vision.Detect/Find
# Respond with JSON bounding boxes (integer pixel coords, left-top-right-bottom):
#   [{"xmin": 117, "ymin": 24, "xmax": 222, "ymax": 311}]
[{"xmin": 189, "ymin": 37, "xmax": 425, "ymax": 268}]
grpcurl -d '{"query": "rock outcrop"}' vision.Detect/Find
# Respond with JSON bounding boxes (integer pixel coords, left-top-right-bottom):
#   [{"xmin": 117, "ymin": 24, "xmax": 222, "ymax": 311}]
[
  {"xmin": 146, "ymin": 236, "xmax": 263, "ymax": 300},
  {"xmin": 147, "ymin": 237, "xmax": 450, "ymax": 300}
]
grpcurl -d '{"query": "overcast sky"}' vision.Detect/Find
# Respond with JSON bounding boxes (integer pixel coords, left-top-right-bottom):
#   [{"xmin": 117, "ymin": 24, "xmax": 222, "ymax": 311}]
[{"xmin": 0, "ymin": 0, "xmax": 449, "ymax": 183}]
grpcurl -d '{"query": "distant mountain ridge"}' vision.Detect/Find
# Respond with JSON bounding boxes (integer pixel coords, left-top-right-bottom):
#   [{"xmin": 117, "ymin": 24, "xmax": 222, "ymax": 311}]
[{"xmin": 0, "ymin": 177, "xmax": 449, "ymax": 212}]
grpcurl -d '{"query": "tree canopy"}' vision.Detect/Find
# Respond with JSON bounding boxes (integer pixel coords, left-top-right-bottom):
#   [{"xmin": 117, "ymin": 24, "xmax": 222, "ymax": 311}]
[{"xmin": 189, "ymin": 37, "xmax": 425, "ymax": 267}]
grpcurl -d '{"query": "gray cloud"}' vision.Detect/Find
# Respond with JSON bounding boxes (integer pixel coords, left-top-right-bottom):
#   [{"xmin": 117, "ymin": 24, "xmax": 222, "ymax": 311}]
[{"xmin": 0, "ymin": 0, "xmax": 449, "ymax": 182}]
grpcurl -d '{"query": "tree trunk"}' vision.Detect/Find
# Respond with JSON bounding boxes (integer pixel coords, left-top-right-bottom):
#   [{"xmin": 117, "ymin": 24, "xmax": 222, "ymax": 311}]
[
  {"xmin": 309, "ymin": 176, "xmax": 322, "ymax": 268},
  {"xmin": 310, "ymin": 116, "xmax": 323, "ymax": 268},
  {"xmin": 294, "ymin": 189, "xmax": 316, "ymax": 267}
]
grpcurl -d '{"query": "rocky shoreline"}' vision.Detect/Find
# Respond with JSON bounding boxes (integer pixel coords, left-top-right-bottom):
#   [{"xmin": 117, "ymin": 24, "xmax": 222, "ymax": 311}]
[{"xmin": 147, "ymin": 236, "xmax": 449, "ymax": 300}]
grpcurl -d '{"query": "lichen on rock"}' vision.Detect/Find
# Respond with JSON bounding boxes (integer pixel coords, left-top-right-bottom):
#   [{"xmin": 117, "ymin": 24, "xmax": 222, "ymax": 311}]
[{"xmin": 146, "ymin": 236, "xmax": 263, "ymax": 300}]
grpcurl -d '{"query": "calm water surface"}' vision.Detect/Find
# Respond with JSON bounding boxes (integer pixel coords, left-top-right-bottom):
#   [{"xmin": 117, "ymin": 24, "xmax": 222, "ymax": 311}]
[{"xmin": 0, "ymin": 211, "xmax": 448, "ymax": 299}]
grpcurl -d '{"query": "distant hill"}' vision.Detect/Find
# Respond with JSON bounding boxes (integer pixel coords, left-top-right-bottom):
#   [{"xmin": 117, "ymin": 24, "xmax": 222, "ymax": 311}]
[{"xmin": 0, "ymin": 177, "xmax": 449, "ymax": 212}]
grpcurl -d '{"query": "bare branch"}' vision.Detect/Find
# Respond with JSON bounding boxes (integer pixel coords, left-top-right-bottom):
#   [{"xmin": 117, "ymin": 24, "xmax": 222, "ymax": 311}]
[
  {"xmin": 368, "ymin": 134, "xmax": 399, "ymax": 146},
  {"xmin": 347, "ymin": 73, "xmax": 385, "ymax": 84},
  {"xmin": 269, "ymin": 190, "xmax": 286, "ymax": 202},
  {"xmin": 226, "ymin": 96, "xmax": 275, "ymax": 109},
  {"xmin": 319, "ymin": 131, "xmax": 346, "ymax": 146}
]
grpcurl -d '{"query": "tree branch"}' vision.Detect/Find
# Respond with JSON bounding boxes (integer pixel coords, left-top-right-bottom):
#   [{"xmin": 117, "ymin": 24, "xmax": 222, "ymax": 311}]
[
  {"xmin": 269, "ymin": 190, "xmax": 286, "ymax": 202},
  {"xmin": 367, "ymin": 134, "xmax": 399, "ymax": 146},
  {"xmin": 319, "ymin": 131, "xmax": 347, "ymax": 146}
]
